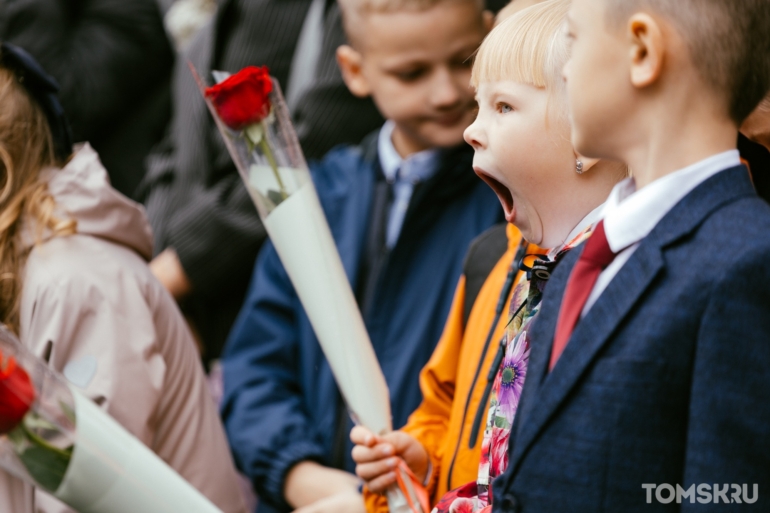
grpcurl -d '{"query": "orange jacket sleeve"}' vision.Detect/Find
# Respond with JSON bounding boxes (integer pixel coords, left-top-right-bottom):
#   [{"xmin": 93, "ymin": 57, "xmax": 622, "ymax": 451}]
[{"xmin": 364, "ymin": 277, "xmax": 467, "ymax": 513}]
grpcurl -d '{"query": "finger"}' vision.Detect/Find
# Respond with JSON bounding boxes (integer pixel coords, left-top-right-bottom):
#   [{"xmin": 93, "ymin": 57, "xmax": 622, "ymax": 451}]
[
  {"xmin": 354, "ymin": 441, "xmax": 395, "ymax": 463},
  {"xmin": 355, "ymin": 456, "xmax": 400, "ymax": 481},
  {"xmin": 351, "ymin": 441, "xmax": 395, "ymax": 463},
  {"xmin": 350, "ymin": 426, "xmax": 377, "ymax": 446},
  {"xmin": 380, "ymin": 431, "xmax": 416, "ymax": 453},
  {"xmin": 365, "ymin": 471, "xmax": 398, "ymax": 494}
]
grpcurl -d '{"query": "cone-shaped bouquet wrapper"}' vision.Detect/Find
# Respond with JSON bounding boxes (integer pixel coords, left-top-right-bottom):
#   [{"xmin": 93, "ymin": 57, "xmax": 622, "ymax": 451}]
[
  {"xmin": 0, "ymin": 326, "xmax": 222, "ymax": 513},
  {"xmin": 194, "ymin": 65, "xmax": 428, "ymax": 513}
]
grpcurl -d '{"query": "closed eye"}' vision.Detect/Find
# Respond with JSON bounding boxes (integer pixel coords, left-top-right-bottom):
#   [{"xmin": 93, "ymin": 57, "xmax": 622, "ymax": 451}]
[{"xmin": 395, "ymin": 67, "xmax": 427, "ymax": 82}]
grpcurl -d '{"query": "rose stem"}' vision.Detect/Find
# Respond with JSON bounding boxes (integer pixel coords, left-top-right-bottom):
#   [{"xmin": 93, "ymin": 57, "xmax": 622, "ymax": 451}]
[
  {"xmin": 258, "ymin": 121, "xmax": 288, "ymax": 199},
  {"xmin": 18, "ymin": 418, "xmax": 72, "ymax": 459}
]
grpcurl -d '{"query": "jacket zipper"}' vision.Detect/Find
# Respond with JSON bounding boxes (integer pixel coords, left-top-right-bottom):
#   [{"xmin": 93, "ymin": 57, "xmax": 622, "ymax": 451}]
[{"xmin": 444, "ymin": 241, "xmax": 526, "ymax": 491}]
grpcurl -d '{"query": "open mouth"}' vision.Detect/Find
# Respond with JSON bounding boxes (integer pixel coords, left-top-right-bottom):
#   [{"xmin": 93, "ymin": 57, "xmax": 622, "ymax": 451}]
[{"xmin": 474, "ymin": 168, "xmax": 516, "ymax": 223}]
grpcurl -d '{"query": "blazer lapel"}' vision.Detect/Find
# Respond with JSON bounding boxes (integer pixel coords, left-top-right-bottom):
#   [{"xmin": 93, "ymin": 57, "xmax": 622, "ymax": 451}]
[
  {"xmin": 508, "ymin": 165, "xmax": 756, "ymax": 475},
  {"xmin": 509, "ymin": 241, "xmax": 664, "ymax": 473}
]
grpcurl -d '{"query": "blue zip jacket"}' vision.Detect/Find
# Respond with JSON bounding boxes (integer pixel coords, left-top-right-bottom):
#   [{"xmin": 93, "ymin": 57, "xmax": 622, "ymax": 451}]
[{"xmin": 221, "ymin": 131, "xmax": 503, "ymax": 512}]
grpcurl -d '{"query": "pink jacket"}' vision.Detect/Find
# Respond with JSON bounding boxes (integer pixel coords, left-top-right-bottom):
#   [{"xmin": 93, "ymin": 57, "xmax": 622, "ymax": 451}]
[{"xmin": 0, "ymin": 144, "xmax": 247, "ymax": 513}]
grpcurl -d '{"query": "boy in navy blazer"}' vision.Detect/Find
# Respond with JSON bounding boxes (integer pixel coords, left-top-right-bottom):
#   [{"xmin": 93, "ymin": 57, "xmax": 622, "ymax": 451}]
[{"xmin": 492, "ymin": 0, "xmax": 770, "ymax": 511}]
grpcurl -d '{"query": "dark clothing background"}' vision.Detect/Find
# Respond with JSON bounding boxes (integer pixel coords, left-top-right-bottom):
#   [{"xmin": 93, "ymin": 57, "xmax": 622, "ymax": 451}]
[
  {"xmin": 492, "ymin": 166, "xmax": 770, "ymax": 512},
  {"xmin": 221, "ymin": 133, "xmax": 504, "ymax": 513},
  {"xmin": 138, "ymin": 0, "xmax": 384, "ymax": 362},
  {"xmin": 739, "ymin": 133, "xmax": 770, "ymax": 203},
  {"xmin": 0, "ymin": 0, "xmax": 174, "ymax": 198}
]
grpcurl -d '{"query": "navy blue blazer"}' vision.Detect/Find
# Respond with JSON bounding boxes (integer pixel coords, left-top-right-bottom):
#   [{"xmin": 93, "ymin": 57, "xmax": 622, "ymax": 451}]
[{"xmin": 492, "ymin": 166, "xmax": 770, "ymax": 512}]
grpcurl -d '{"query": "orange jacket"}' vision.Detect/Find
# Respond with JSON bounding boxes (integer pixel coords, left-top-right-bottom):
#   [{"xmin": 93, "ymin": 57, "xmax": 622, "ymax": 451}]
[{"xmin": 365, "ymin": 224, "xmax": 540, "ymax": 512}]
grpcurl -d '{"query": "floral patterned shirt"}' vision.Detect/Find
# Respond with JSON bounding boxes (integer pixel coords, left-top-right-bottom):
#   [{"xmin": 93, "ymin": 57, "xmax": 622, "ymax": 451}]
[{"xmin": 432, "ymin": 226, "xmax": 595, "ymax": 513}]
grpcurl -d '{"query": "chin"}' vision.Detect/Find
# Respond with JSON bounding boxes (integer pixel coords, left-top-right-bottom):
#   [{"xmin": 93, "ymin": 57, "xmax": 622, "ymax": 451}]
[
  {"xmin": 422, "ymin": 116, "xmax": 475, "ymax": 148},
  {"xmin": 422, "ymin": 130, "xmax": 468, "ymax": 149}
]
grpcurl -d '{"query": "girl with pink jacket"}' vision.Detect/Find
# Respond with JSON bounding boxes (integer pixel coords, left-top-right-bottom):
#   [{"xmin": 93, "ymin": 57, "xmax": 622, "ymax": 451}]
[{"xmin": 0, "ymin": 44, "xmax": 247, "ymax": 513}]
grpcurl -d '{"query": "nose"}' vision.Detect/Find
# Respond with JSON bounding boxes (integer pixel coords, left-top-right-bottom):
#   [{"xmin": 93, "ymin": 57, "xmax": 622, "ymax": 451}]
[
  {"xmin": 464, "ymin": 115, "xmax": 485, "ymax": 149},
  {"xmin": 429, "ymin": 66, "xmax": 463, "ymax": 109}
]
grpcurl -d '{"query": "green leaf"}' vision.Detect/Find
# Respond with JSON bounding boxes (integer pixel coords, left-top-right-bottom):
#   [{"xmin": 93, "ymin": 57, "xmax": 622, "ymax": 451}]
[
  {"xmin": 17, "ymin": 444, "xmax": 72, "ymax": 492},
  {"xmin": 267, "ymin": 189, "xmax": 287, "ymax": 207},
  {"xmin": 494, "ymin": 416, "xmax": 511, "ymax": 429}
]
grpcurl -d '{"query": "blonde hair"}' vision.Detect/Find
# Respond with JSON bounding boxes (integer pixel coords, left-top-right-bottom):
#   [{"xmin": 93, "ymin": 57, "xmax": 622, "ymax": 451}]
[
  {"xmin": 760, "ymin": 94, "xmax": 770, "ymax": 112},
  {"xmin": 494, "ymin": 0, "xmax": 544, "ymax": 26},
  {"xmin": 339, "ymin": 0, "xmax": 480, "ymax": 15},
  {"xmin": 0, "ymin": 65, "xmax": 76, "ymax": 335},
  {"xmin": 471, "ymin": 0, "xmax": 570, "ymax": 92},
  {"xmin": 339, "ymin": 0, "xmax": 484, "ymax": 48}
]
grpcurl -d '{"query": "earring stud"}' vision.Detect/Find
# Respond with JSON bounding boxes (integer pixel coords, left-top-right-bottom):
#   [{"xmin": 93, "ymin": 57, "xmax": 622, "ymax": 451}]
[{"xmin": 575, "ymin": 159, "xmax": 584, "ymax": 174}]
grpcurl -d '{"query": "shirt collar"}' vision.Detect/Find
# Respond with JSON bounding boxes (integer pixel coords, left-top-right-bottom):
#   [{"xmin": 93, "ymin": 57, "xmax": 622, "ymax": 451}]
[
  {"xmin": 547, "ymin": 202, "xmax": 606, "ymax": 260},
  {"xmin": 603, "ymin": 149, "xmax": 741, "ymax": 253},
  {"xmin": 377, "ymin": 120, "xmax": 440, "ymax": 183}
]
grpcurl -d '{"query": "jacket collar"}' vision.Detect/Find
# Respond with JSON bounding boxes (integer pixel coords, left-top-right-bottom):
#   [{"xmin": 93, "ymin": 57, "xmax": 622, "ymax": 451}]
[{"xmin": 507, "ymin": 165, "xmax": 756, "ymax": 476}]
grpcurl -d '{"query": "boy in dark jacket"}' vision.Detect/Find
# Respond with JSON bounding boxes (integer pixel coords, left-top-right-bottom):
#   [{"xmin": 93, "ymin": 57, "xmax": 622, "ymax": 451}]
[{"xmin": 220, "ymin": 0, "xmax": 500, "ymax": 512}]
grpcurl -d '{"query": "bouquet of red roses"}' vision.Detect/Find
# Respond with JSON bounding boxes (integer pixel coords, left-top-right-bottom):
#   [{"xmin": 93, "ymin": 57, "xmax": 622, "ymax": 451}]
[
  {"xmin": 0, "ymin": 326, "xmax": 222, "ymax": 513},
  {"xmin": 193, "ymin": 65, "xmax": 428, "ymax": 513}
]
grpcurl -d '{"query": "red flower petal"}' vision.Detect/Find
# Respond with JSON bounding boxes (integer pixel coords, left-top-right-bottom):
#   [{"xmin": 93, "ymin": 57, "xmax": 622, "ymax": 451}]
[
  {"xmin": 0, "ymin": 352, "xmax": 36, "ymax": 434},
  {"xmin": 205, "ymin": 66, "xmax": 273, "ymax": 130}
]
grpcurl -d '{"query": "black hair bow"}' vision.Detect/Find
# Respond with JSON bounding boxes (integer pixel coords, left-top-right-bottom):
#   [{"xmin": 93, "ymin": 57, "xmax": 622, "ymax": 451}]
[{"xmin": 1, "ymin": 42, "xmax": 73, "ymax": 161}]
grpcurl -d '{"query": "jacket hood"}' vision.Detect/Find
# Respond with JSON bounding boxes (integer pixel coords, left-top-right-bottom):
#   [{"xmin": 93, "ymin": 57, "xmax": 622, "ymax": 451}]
[{"xmin": 38, "ymin": 143, "xmax": 154, "ymax": 261}]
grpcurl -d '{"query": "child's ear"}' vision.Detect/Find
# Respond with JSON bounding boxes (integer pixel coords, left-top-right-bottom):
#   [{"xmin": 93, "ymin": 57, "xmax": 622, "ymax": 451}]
[
  {"xmin": 336, "ymin": 45, "xmax": 371, "ymax": 98},
  {"xmin": 627, "ymin": 13, "xmax": 665, "ymax": 88}
]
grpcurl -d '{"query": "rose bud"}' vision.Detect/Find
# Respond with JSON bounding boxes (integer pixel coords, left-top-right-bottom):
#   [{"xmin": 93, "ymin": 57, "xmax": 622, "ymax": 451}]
[
  {"xmin": 0, "ymin": 353, "xmax": 36, "ymax": 435},
  {"xmin": 205, "ymin": 66, "xmax": 273, "ymax": 130}
]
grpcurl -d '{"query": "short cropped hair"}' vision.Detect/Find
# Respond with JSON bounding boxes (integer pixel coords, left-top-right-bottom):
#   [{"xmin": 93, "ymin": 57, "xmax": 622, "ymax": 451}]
[
  {"xmin": 471, "ymin": 0, "xmax": 570, "ymax": 94},
  {"xmin": 339, "ymin": 0, "xmax": 484, "ymax": 48},
  {"xmin": 606, "ymin": 0, "xmax": 770, "ymax": 124}
]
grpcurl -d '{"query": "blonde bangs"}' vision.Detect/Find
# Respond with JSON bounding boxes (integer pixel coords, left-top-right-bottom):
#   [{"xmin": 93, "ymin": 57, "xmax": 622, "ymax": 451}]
[{"xmin": 471, "ymin": 0, "xmax": 571, "ymax": 90}]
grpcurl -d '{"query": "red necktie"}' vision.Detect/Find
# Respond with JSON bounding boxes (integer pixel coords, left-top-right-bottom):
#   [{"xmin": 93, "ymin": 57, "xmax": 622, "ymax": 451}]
[{"xmin": 549, "ymin": 221, "xmax": 616, "ymax": 370}]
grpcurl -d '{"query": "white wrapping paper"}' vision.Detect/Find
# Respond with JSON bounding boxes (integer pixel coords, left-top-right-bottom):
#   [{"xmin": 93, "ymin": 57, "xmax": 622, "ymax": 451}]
[{"xmin": 53, "ymin": 388, "xmax": 222, "ymax": 513}]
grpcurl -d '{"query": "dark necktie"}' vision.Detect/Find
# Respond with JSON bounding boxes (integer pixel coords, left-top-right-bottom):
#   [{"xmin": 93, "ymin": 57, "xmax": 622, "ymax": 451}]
[{"xmin": 549, "ymin": 220, "xmax": 617, "ymax": 370}]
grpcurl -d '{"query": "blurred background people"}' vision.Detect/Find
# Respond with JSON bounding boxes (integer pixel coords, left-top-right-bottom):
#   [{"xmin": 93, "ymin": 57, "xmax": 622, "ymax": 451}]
[
  {"xmin": 740, "ymin": 93, "xmax": 770, "ymax": 203},
  {"xmin": 0, "ymin": 0, "xmax": 174, "ymax": 198}
]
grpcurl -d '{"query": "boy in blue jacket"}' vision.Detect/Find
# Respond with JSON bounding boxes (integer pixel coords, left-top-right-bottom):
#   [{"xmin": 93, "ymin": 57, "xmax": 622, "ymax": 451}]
[
  {"xmin": 492, "ymin": 0, "xmax": 770, "ymax": 511},
  {"xmin": 220, "ymin": 0, "xmax": 500, "ymax": 511}
]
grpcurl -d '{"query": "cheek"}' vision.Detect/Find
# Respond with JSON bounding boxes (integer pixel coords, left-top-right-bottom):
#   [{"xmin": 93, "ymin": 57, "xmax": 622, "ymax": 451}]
[
  {"xmin": 494, "ymin": 116, "xmax": 552, "ymax": 167},
  {"xmin": 369, "ymin": 79, "xmax": 422, "ymax": 122},
  {"xmin": 452, "ymin": 68, "xmax": 474, "ymax": 97}
]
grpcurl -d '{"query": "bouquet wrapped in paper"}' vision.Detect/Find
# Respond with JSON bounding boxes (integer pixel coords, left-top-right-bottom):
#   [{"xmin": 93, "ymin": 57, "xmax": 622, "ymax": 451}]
[
  {"xmin": 194, "ymin": 65, "xmax": 428, "ymax": 513},
  {"xmin": 0, "ymin": 326, "xmax": 222, "ymax": 513}
]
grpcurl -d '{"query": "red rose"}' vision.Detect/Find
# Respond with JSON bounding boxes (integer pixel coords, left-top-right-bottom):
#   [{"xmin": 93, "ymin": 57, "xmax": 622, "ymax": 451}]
[
  {"xmin": 205, "ymin": 66, "xmax": 273, "ymax": 130},
  {"xmin": 0, "ymin": 353, "xmax": 36, "ymax": 434}
]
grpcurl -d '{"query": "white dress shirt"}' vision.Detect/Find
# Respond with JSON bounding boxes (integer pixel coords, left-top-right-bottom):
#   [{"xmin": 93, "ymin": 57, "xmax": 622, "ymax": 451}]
[
  {"xmin": 378, "ymin": 120, "xmax": 440, "ymax": 248},
  {"xmin": 581, "ymin": 150, "xmax": 742, "ymax": 317},
  {"xmin": 548, "ymin": 202, "xmax": 606, "ymax": 260}
]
